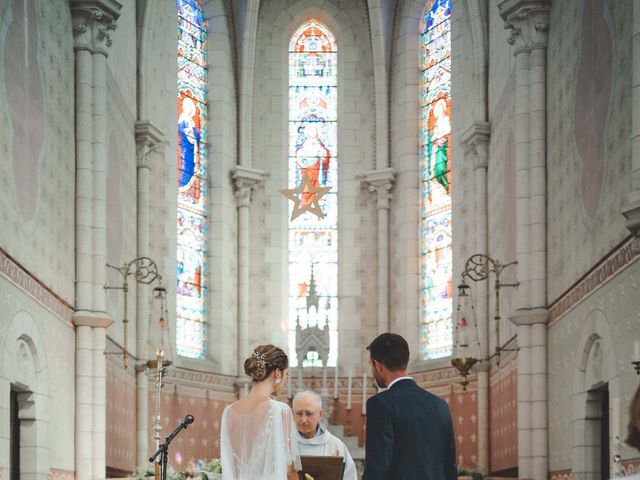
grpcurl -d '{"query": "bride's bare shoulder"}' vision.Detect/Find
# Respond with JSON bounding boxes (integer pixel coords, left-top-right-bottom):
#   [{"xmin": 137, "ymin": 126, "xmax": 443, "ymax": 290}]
[{"xmin": 227, "ymin": 396, "xmax": 271, "ymax": 415}]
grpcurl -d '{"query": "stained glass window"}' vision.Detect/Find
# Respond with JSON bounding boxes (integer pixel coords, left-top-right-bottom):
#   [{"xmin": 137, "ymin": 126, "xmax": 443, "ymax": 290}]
[
  {"xmin": 288, "ymin": 21, "xmax": 338, "ymax": 368},
  {"xmin": 176, "ymin": 0, "xmax": 208, "ymax": 358},
  {"xmin": 419, "ymin": 0, "xmax": 453, "ymax": 360}
]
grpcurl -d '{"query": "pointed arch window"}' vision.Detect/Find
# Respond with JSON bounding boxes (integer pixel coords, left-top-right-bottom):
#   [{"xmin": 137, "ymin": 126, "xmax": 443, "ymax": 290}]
[
  {"xmin": 288, "ymin": 20, "xmax": 338, "ymax": 368},
  {"xmin": 419, "ymin": 0, "xmax": 453, "ymax": 360},
  {"xmin": 176, "ymin": 0, "xmax": 208, "ymax": 358}
]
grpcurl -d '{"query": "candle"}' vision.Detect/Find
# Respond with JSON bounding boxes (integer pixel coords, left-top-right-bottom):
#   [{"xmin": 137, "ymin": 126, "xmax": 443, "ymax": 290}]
[
  {"xmin": 634, "ymin": 340, "xmax": 640, "ymax": 361},
  {"xmin": 362, "ymin": 372, "xmax": 368, "ymax": 415},
  {"xmin": 347, "ymin": 371, "xmax": 352, "ymax": 409},
  {"xmin": 298, "ymin": 367, "xmax": 303, "ymax": 393},
  {"xmin": 334, "ymin": 367, "xmax": 339, "ymax": 399},
  {"xmin": 612, "ymin": 397, "xmax": 620, "ymax": 440},
  {"xmin": 287, "ymin": 370, "xmax": 291, "ymax": 398}
]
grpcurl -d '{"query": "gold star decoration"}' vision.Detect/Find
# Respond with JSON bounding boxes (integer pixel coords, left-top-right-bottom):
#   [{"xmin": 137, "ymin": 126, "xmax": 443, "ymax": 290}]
[{"xmin": 280, "ymin": 172, "xmax": 332, "ymax": 221}]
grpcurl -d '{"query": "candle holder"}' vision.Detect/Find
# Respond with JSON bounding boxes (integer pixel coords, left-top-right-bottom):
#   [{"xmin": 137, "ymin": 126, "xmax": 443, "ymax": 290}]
[
  {"xmin": 331, "ymin": 396, "xmax": 339, "ymax": 425},
  {"xmin": 344, "ymin": 409, "xmax": 352, "ymax": 436},
  {"xmin": 451, "ymin": 356, "xmax": 478, "ymax": 391},
  {"xmin": 632, "ymin": 360, "xmax": 640, "ymax": 375}
]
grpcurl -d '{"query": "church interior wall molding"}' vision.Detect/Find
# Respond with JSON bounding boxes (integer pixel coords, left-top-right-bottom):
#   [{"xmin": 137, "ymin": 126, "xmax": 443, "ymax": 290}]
[
  {"xmin": 2, "ymin": 311, "xmax": 52, "ymax": 480},
  {"xmin": 570, "ymin": 310, "xmax": 622, "ymax": 479},
  {"xmin": 623, "ymin": 0, "xmax": 640, "ymax": 254}
]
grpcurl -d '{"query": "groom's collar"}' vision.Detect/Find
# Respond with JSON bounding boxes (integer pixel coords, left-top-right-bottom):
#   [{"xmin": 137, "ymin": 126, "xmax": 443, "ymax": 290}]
[{"xmin": 386, "ymin": 376, "xmax": 413, "ymax": 390}]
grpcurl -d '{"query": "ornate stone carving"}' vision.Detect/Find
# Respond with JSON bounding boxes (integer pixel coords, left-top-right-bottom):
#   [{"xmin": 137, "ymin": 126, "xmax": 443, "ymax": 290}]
[
  {"xmin": 231, "ymin": 165, "xmax": 266, "ymax": 208},
  {"xmin": 498, "ymin": 0, "xmax": 550, "ymax": 52},
  {"xmin": 135, "ymin": 120, "xmax": 166, "ymax": 169},
  {"xmin": 460, "ymin": 121, "xmax": 490, "ymax": 169},
  {"xmin": 361, "ymin": 167, "xmax": 396, "ymax": 210},
  {"xmin": 70, "ymin": 0, "xmax": 122, "ymax": 55},
  {"xmin": 622, "ymin": 192, "xmax": 640, "ymax": 255}
]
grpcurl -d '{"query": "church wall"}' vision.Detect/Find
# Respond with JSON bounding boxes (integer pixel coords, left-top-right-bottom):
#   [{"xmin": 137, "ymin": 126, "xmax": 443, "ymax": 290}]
[
  {"xmin": 547, "ymin": 246, "xmax": 640, "ymax": 473},
  {"xmin": 486, "ymin": 1, "xmax": 518, "ymax": 350},
  {"xmin": 0, "ymin": 256, "xmax": 76, "ymax": 474},
  {"xmin": 250, "ymin": 0, "xmax": 377, "ymax": 370},
  {"xmin": 202, "ymin": 0, "xmax": 240, "ymax": 376},
  {"xmin": 388, "ymin": 0, "xmax": 421, "ymax": 358},
  {"xmin": 104, "ymin": 44, "xmax": 139, "ymax": 357},
  {"xmin": 0, "ymin": 0, "xmax": 76, "ymax": 304},
  {"xmin": 546, "ymin": 0, "xmax": 632, "ymax": 302}
]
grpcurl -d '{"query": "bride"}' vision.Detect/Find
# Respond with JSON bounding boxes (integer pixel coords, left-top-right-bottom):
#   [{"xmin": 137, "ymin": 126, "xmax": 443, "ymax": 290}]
[{"xmin": 220, "ymin": 345, "xmax": 302, "ymax": 480}]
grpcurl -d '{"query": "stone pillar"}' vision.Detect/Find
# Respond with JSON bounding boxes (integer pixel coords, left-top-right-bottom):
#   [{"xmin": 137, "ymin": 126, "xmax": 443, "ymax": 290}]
[
  {"xmin": 362, "ymin": 168, "xmax": 396, "ymax": 334},
  {"xmin": 460, "ymin": 121, "xmax": 490, "ymax": 475},
  {"xmin": 70, "ymin": 2, "xmax": 121, "ymax": 479},
  {"xmin": 622, "ymin": 1, "xmax": 640, "ymax": 253},
  {"xmin": 237, "ymin": 0, "xmax": 260, "ymax": 168},
  {"xmin": 134, "ymin": 121, "xmax": 164, "ymax": 465},
  {"xmin": 231, "ymin": 166, "xmax": 265, "ymax": 391},
  {"xmin": 498, "ymin": 2, "xmax": 549, "ymax": 479}
]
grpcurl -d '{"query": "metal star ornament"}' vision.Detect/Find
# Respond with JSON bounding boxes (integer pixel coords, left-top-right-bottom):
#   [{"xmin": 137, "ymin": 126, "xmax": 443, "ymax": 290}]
[{"xmin": 280, "ymin": 172, "xmax": 332, "ymax": 221}]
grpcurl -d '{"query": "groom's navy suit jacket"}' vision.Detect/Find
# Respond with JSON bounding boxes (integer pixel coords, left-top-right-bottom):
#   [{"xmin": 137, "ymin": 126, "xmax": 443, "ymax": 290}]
[{"xmin": 362, "ymin": 378, "xmax": 456, "ymax": 480}]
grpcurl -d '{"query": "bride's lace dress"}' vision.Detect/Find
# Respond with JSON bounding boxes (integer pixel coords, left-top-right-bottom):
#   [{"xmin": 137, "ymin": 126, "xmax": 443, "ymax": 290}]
[{"xmin": 220, "ymin": 398, "xmax": 301, "ymax": 480}]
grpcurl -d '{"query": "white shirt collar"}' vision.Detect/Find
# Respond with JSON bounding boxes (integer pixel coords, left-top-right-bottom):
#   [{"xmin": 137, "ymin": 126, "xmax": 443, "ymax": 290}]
[{"xmin": 386, "ymin": 376, "xmax": 413, "ymax": 390}]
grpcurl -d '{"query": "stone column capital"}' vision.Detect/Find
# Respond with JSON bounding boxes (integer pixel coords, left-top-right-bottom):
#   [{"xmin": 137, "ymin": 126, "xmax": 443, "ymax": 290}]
[
  {"xmin": 460, "ymin": 121, "xmax": 491, "ymax": 168},
  {"xmin": 622, "ymin": 191, "xmax": 640, "ymax": 254},
  {"xmin": 509, "ymin": 307, "xmax": 548, "ymax": 326},
  {"xmin": 361, "ymin": 167, "xmax": 396, "ymax": 210},
  {"xmin": 135, "ymin": 120, "xmax": 165, "ymax": 168},
  {"xmin": 70, "ymin": 0, "xmax": 122, "ymax": 55},
  {"xmin": 231, "ymin": 165, "xmax": 267, "ymax": 208},
  {"xmin": 498, "ymin": 0, "xmax": 550, "ymax": 53}
]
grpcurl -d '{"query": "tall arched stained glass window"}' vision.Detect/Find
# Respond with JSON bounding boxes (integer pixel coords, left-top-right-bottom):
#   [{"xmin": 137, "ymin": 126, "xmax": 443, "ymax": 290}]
[
  {"xmin": 176, "ymin": 0, "xmax": 208, "ymax": 358},
  {"xmin": 288, "ymin": 20, "xmax": 338, "ymax": 368},
  {"xmin": 419, "ymin": 0, "xmax": 452, "ymax": 360}
]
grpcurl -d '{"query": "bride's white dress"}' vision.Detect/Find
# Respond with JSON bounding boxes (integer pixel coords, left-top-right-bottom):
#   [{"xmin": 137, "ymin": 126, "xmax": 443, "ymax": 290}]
[{"xmin": 220, "ymin": 398, "xmax": 302, "ymax": 480}]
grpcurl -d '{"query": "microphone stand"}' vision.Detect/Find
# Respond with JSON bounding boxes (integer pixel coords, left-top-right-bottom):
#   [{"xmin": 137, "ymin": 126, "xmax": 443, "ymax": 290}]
[{"xmin": 149, "ymin": 415, "xmax": 194, "ymax": 480}]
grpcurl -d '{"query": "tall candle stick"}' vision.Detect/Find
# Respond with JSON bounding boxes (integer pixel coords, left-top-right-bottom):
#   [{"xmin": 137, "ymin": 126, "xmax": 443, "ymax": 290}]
[
  {"xmin": 634, "ymin": 340, "xmax": 640, "ymax": 361},
  {"xmin": 298, "ymin": 366, "xmax": 303, "ymax": 393},
  {"xmin": 347, "ymin": 370, "xmax": 352, "ymax": 409},
  {"xmin": 362, "ymin": 372, "xmax": 368, "ymax": 415},
  {"xmin": 612, "ymin": 397, "xmax": 620, "ymax": 440},
  {"xmin": 287, "ymin": 369, "xmax": 291, "ymax": 398},
  {"xmin": 334, "ymin": 366, "xmax": 339, "ymax": 399}
]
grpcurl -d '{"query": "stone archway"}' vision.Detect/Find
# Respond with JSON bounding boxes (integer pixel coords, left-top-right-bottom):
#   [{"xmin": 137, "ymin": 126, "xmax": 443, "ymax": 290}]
[
  {"xmin": 571, "ymin": 309, "xmax": 619, "ymax": 480},
  {"xmin": 2, "ymin": 310, "xmax": 50, "ymax": 480}
]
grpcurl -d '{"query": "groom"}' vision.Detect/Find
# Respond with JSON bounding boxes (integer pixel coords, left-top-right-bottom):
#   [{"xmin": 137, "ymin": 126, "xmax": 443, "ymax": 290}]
[{"xmin": 362, "ymin": 333, "xmax": 456, "ymax": 480}]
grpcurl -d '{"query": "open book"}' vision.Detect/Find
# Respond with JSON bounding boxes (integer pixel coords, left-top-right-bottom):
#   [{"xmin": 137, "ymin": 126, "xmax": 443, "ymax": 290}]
[{"xmin": 297, "ymin": 455, "xmax": 345, "ymax": 480}]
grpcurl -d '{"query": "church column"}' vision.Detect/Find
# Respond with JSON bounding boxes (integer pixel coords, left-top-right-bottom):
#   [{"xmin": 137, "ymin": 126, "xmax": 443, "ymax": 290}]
[
  {"xmin": 70, "ymin": 2, "xmax": 121, "ymax": 479},
  {"xmin": 236, "ymin": 0, "xmax": 260, "ymax": 168},
  {"xmin": 622, "ymin": 2, "xmax": 640, "ymax": 253},
  {"xmin": 499, "ymin": 2, "xmax": 549, "ymax": 479},
  {"xmin": 232, "ymin": 166, "xmax": 266, "ymax": 393},
  {"xmin": 461, "ymin": 121, "xmax": 491, "ymax": 475},
  {"xmin": 362, "ymin": 169, "xmax": 396, "ymax": 334},
  {"xmin": 134, "ymin": 121, "xmax": 165, "ymax": 466}
]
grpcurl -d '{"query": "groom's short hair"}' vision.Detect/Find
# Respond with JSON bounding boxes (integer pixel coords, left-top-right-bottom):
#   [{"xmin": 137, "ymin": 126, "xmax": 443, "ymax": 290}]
[{"xmin": 367, "ymin": 333, "xmax": 409, "ymax": 371}]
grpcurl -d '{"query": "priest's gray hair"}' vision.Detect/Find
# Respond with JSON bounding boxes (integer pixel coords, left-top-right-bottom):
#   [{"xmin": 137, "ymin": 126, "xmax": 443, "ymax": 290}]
[{"xmin": 293, "ymin": 390, "xmax": 323, "ymax": 411}]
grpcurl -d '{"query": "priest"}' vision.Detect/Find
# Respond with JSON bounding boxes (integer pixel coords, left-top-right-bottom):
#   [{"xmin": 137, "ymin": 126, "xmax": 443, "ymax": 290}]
[{"xmin": 293, "ymin": 391, "xmax": 358, "ymax": 480}]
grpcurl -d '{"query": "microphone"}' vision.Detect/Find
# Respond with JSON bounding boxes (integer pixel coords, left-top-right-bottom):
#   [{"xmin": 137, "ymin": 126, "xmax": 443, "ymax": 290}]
[{"xmin": 183, "ymin": 414, "xmax": 195, "ymax": 426}]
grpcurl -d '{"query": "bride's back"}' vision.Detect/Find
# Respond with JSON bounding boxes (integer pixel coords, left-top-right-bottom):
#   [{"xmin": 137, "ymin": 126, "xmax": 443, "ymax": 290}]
[{"xmin": 221, "ymin": 397, "xmax": 298, "ymax": 480}]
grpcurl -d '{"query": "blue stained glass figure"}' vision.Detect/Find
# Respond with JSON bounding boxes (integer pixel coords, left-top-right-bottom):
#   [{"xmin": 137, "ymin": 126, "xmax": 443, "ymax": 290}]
[{"xmin": 177, "ymin": 0, "xmax": 208, "ymax": 359}]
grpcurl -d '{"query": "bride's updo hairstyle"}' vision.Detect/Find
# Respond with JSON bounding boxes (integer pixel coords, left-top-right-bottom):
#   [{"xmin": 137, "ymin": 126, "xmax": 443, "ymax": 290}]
[{"xmin": 244, "ymin": 344, "xmax": 288, "ymax": 382}]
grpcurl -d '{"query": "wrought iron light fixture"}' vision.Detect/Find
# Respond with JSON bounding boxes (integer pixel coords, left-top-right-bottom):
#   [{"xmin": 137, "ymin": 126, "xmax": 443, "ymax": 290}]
[
  {"xmin": 105, "ymin": 256, "xmax": 163, "ymax": 368},
  {"xmin": 451, "ymin": 254, "xmax": 519, "ymax": 389}
]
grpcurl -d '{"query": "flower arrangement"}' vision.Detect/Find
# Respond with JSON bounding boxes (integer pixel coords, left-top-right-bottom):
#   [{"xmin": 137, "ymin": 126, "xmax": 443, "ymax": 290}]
[
  {"xmin": 129, "ymin": 459, "xmax": 221, "ymax": 480},
  {"xmin": 457, "ymin": 467, "xmax": 483, "ymax": 480}
]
